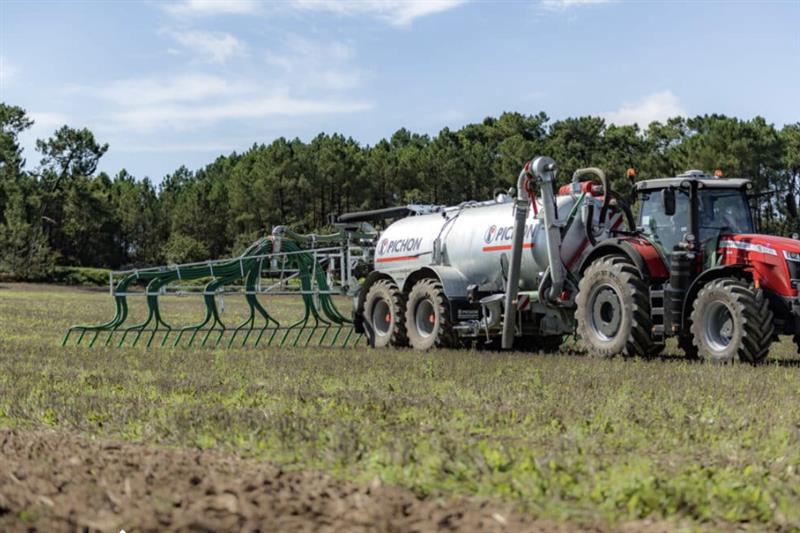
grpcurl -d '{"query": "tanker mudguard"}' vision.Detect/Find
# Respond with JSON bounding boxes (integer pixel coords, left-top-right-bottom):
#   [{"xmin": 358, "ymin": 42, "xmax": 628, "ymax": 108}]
[{"xmin": 402, "ymin": 266, "xmax": 471, "ymax": 299}]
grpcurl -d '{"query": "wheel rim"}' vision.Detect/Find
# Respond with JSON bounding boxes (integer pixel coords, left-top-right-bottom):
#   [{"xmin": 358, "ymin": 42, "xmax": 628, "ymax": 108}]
[
  {"xmin": 588, "ymin": 283, "xmax": 623, "ymax": 341},
  {"xmin": 371, "ymin": 299, "xmax": 392, "ymax": 337},
  {"xmin": 704, "ymin": 301, "xmax": 734, "ymax": 352},
  {"xmin": 415, "ymin": 299, "xmax": 436, "ymax": 338}
]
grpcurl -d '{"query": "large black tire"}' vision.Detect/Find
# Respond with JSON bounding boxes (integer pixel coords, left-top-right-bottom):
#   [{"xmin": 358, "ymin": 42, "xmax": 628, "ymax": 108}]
[
  {"xmin": 363, "ymin": 279, "xmax": 408, "ymax": 348},
  {"xmin": 576, "ymin": 255, "xmax": 656, "ymax": 357},
  {"xmin": 690, "ymin": 278, "xmax": 774, "ymax": 364},
  {"xmin": 405, "ymin": 278, "xmax": 457, "ymax": 350}
]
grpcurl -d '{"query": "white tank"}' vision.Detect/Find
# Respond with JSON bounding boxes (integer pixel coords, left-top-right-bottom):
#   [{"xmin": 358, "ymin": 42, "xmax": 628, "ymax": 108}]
[{"xmin": 374, "ymin": 193, "xmax": 596, "ymax": 292}]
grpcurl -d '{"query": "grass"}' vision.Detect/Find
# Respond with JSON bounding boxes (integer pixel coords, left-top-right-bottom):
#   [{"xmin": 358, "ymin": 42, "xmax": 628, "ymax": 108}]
[{"xmin": 2, "ymin": 282, "xmax": 800, "ymax": 530}]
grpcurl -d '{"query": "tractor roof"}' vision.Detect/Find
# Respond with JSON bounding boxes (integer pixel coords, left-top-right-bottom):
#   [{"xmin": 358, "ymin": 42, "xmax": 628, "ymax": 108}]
[{"xmin": 635, "ymin": 171, "xmax": 751, "ymax": 192}]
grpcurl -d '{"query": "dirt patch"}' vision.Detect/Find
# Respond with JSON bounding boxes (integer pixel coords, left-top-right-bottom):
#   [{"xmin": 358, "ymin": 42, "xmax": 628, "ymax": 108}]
[{"xmin": 0, "ymin": 427, "xmax": 673, "ymax": 533}]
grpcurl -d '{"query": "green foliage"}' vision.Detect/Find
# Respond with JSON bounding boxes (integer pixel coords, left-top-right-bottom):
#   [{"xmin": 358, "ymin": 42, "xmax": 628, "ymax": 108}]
[
  {"xmin": 163, "ymin": 232, "xmax": 210, "ymax": 264},
  {"xmin": 2, "ymin": 102, "xmax": 800, "ymax": 277},
  {"xmin": 4, "ymin": 285, "xmax": 800, "ymax": 530},
  {"xmin": 0, "ymin": 194, "xmax": 54, "ymax": 280},
  {"xmin": 50, "ymin": 266, "xmax": 110, "ymax": 286}
]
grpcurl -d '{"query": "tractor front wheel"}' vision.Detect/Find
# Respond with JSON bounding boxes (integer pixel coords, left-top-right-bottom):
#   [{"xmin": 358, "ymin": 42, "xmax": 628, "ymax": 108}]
[
  {"xmin": 689, "ymin": 278, "xmax": 774, "ymax": 364},
  {"xmin": 576, "ymin": 255, "xmax": 656, "ymax": 357},
  {"xmin": 405, "ymin": 278, "xmax": 457, "ymax": 350},
  {"xmin": 363, "ymin": 279, "xmax": 408, "ymax": 348}
]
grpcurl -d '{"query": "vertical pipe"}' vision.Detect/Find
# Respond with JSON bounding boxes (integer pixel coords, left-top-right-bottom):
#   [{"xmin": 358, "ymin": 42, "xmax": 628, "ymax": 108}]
[{"xmin": 501, "ymin": 166, "xmax": 533, "ymax": 349}]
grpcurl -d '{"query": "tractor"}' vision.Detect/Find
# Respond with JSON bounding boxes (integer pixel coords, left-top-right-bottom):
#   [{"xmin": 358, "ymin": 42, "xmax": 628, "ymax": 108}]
[{"xmin": 576, "ymin": 170, "xmax": 785, "ymax": 363}]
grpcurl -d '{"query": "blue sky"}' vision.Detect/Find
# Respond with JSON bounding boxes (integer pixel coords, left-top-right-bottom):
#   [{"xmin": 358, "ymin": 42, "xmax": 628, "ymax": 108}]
[{"xmin": 1, "ymin": 0, "xmax": 798, "ymax": 181}]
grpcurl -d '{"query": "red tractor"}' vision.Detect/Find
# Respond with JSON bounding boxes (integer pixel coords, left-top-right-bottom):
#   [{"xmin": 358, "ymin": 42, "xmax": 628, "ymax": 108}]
[{"xmin": 576, "ymin": 170, "xmax": 796, "ymax": 363}]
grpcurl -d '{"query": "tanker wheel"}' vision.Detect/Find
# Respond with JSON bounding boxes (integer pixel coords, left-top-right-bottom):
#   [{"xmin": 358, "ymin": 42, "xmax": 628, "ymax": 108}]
[
  {"xmin": 689, "ymin": 278, "xmax": 774, "ymax": 364},
  {"xmin": 405, "ymin": 278, "xmax": 457, "ymax": 350},
  {"xmin": 363, "ymin": 279, "xmax": 408, "ymax": 348},
  {"xmin": 576, "ymin": 255, "xmax": 656, "ymax": 357}
]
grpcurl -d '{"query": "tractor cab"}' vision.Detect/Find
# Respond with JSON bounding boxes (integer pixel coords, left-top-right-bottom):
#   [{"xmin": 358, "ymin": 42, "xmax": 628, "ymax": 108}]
[{"xmin": 635, "ymin": 172, "xmax": 754, "ymax": 265}]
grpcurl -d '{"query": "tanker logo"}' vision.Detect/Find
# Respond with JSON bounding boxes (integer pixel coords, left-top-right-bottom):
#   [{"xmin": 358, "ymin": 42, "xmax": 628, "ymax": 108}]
[
  {"xmin": 483, "ymin": 223, "xmax": 536, "ymax": 244},
  {"xmin": 484, "ymin": 225, "xmax": 498, "ymax": 244},
  {"xmin": 378, "ymin": 236, "xmax": 423, "ymax": 256}
]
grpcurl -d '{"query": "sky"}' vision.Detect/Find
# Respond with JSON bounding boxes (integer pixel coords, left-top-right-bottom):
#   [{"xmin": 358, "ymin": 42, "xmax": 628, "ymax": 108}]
[{"xmin": 1, "ymin": 0, "xmax": 798, "ymax": 182}]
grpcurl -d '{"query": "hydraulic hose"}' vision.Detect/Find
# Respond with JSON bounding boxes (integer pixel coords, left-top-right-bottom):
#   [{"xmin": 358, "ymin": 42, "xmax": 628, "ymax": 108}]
[{"xmin": 501, "ymin": 163, "xmax": 534, "ymax": 350}]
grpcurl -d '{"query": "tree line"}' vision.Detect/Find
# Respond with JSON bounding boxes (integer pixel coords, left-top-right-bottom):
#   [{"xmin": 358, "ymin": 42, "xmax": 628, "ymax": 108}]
[{"xmin": 1, "ymin": 102, "xmax": 799, "ymax": 280}]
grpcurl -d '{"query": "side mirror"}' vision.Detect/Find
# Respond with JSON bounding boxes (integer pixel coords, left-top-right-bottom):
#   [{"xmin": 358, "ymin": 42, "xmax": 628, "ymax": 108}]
[
  {"xmin": 787, "ymin": 193, "xmax": 798, "ymax": 219},
  {"xmin": 663, "ymin": 188, "xmax": 676, "ymax": 216}
]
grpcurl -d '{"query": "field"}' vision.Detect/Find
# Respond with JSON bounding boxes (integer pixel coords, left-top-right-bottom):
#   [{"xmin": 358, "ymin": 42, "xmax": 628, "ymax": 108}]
[{"xmin": 2, "ymin": 283, "xmax": 800, "ymax": 532}]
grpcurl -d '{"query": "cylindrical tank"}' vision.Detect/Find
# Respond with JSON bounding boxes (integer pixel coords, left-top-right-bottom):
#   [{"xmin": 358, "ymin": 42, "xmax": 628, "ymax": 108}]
[{"xmin": 374, "ymin": 194, "xmax": 592, "ymax": 292}]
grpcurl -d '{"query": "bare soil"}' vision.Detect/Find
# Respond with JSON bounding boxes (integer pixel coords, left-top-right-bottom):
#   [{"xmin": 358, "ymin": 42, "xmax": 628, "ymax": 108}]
[
  {"xmin": 0, "ymin": 427, "xmax": 560, "ymax": 532},
  {"xmin": 0, "ymin": 428, "xmax": 671, "ymax": 533}
]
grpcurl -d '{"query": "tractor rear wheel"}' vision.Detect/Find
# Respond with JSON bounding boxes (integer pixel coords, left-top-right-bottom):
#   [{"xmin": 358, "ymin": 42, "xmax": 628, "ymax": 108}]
[
  {"xmin": 576, "ymin": 255, "xmax": 656, "ymax": 357},
  {"xmin": 405, "ymin": 278, "xmax": 457, "ymax": 350},
  {"xmin": 690, "ymin": 278, "xmax": 774, "ymax": 364},
  {"xmin": 363, "ymin": 279, "xmax": 408, "ymax": 348}
]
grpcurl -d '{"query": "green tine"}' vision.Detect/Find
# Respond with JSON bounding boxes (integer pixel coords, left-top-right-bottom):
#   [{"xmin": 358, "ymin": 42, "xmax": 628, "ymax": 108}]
[
  {"xmin": 317, "ymin": 325, "xmax": 331, "ymax": 346},
  {"xmin": 240, "ymin": 326, "xmax": 254, "ymax": 347},
  {"xmin": 303, "ymin": 326, "xmax": 316, "ymax": 346},
  {"xmin": 214, "ymin": 329, "xmax": 226, "ymax": 347},
  {"xmin": 87, "ymin": 330, "xmax": 101, "ymax": 348},
  {"xmin": 160, "ymin": 329, "xmax": 172, "ymax": 348},
  {"xmin": 61, "ymin": 330, "xmax": 72, "ymax": 347},
  {"xmin": 342, "ymin": 327, "xmax": 354, "ymax": 346},
  {"xmin": 131, "ymin": 328, "xmax": 145, "ymax": 347},
  {"xmin": 330, "ymin": 326, "xmax": 343, "ymax": 346},
  {"xmin": 266, "ymin": 328, "xmax": 279, "ymax": 346},
  {"xmin": 292, "ymin": 326, "xmax": 306, "ymax": 347}
]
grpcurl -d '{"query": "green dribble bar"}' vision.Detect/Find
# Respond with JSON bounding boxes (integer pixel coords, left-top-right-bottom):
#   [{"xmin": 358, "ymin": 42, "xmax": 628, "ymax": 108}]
[{"xmin": 63, "ymin": 230, "xmax": 365, "ymax": 349}]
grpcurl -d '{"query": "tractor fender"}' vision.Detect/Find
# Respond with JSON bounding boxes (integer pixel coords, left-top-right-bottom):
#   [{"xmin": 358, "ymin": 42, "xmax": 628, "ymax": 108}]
[
  {"xmin": 680, "ymin": 264, "xmax": 751, "ymax": 330},
  {"xmin": 578, "ymin": 239, "xmax": 655, "ymax": 281},
  {"xmin": 402, "ymin": 266, "xmax": 471, "ymax": 299}
]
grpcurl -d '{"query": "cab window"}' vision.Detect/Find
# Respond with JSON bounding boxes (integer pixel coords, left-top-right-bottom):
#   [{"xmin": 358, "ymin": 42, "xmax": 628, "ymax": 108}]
[{"xmin": 639, "ymin": 189, "xmax": 690, "ymax": 254}]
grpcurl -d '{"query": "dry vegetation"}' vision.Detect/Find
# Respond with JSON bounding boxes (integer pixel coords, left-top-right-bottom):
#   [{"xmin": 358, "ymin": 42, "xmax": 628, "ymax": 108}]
[{"xmin": 2, "ymin": 283, "xmax": 800, "ymax": 531}]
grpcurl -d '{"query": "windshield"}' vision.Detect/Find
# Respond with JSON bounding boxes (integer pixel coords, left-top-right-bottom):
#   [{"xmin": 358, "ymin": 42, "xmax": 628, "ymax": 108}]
[
  {"xmin": 639, "ymin": 187, "xmax": 753, "ymax": 255},
  {"xmin": 698, "ymin": 189, "xmax": 754, "ymax": 238}
]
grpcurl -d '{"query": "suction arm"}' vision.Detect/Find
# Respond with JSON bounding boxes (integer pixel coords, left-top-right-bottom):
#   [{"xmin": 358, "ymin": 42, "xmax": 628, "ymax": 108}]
[{"xmin": 501, "ymin": 156, "xmax": 561, "ymax": 350}]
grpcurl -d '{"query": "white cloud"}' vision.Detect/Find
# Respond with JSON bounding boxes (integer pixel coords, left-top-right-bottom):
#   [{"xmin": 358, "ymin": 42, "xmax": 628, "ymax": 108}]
[
  {"xmin": 113, "ymin": 93, "xmax": 372, "ymax": 131},
  {"xmin": 163, "ymin": 29, "xmax": 246, "ymax": 63},
  {"xmin": 540, "ymin": 0, "xmax": 613, "ymax": 10},
  {"xmin": 603, "ymin": 90, "xmax": 686, "ymax": 126},
  {"xmin": 85, "ymin": 72, "xmax": 370, "ymax": 132},
  {"xmin": 288, "ymin": 0, "xmax": 468, "ymax": 26},
  {"xmin": 163, "ymin": 0, "xmax": 260, "ymax": 16},
  {"xmin": 265, "ymin": 37, "xmax": 361, "ymax": 91},
  {"xmin": 92, "ymin": 74, "xmax": 252, "ymax": 107}
]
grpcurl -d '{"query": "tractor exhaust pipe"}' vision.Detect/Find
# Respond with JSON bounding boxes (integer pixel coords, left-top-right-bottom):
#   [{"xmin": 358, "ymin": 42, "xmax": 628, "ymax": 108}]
[{"xmin": 501, "ymin": 156, "xmax": 559, "ymax": 349}]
